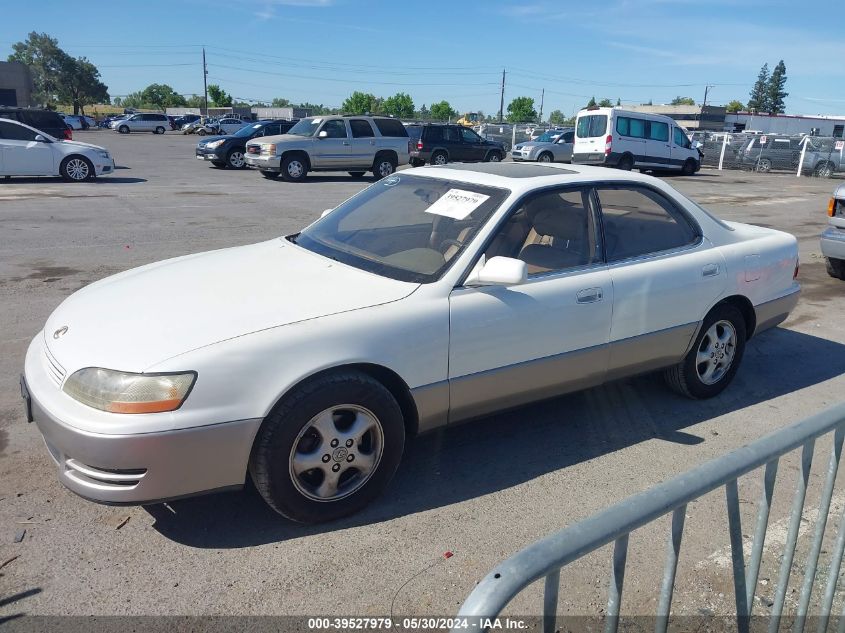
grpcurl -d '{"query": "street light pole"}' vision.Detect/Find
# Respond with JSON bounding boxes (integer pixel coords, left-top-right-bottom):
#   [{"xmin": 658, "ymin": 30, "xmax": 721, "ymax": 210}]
[
  {"xmin": 202, "ymin": 47, "xmax": 209, "ymax": 117},
  {"xmin": 700, "ymin": 84, "xmax": 714, "ymax": 130}
]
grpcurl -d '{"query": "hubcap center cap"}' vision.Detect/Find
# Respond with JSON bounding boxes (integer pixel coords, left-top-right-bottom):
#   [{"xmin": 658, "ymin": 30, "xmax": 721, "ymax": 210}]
[{"xmin": 332, "ymin": 447, "xmax": 349, "ymax": 462}]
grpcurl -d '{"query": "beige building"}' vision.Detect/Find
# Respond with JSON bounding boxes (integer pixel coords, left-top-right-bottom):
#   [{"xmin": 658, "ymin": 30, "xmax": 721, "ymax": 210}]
[
  {"xmin": 622, "ymin": 104, "xmax": 727, "ymax": 131},
  {"xmin": 0, "ymin": 61, "xmax": 34, "ymax": 107}
]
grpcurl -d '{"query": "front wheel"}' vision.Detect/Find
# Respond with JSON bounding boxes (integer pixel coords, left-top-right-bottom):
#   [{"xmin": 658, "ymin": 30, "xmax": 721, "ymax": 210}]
[
  {"xmin": 154, "ymin": 126, "xmax": 166, "ymax": 135},
  {"xmin": 281, "ymin": 156, "xmax": 308, "ymax": 182},
  {"xmin": 227, "ymin": 150, "xmax": 246, "ymax": 169},
  {"xmin": 827, "ymin": 257, "xmax": 845, "ymax": 280},
  {"xmin": 537, "ymin": 152, "xmax": 553, "ymax": 163},
  {"xmin": 664, "ymin": 304, "xmax": 747, "ymax": 399},
  {"xmin": 754, "ymin": 157, "xmax": 772, "ymax": 172},
  {"xmin": 249, "ymin": 371, "xmax": 405, "ymax": 523},
  {"xmin": 681, "ymin": 159, "xmax": 697, "ymax": 176},
  {"xmin": 485, "ymin": 151, "xmax": 502, "ymax": 162},
  {"xmin": 118, "ymin": 125, "xmax": 129, "ymax": 134},
  {"xmin": 60, "ymin": 156, "xmax": 95, "ymax": 182}
]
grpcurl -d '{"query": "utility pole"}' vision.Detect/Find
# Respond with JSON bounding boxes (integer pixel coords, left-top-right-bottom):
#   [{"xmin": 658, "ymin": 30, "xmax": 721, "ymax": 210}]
[
  {"xmin": 498, "ymin": 68, "xmax": 505, "ymax": 123},
  {"xmin": 202, "ymin": 47, "xmax": 209, "ymax": 118},
  {"xmin": 538, "ymin": 88, "xmax": 544, "ymax": 125},
  {"xmin": 700, "ymin": 84, "xmax": 714, "ymax": 131}
]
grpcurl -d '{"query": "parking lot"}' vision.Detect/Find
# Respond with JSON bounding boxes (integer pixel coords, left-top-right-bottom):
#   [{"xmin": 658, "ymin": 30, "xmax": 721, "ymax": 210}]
[{"xmin": 1, "ymin": 130, "xmax": 844, "ymax": 619}]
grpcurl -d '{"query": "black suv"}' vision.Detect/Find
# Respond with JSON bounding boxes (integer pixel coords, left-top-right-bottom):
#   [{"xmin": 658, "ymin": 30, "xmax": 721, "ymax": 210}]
[
  {"xmin": 196, "ymin": 119, "xmax": 299, "ymax": 169},
  {"xmin": 407, "ymin": 124, "xmax": 505, "ymax": 166},
  {"xmin": 0, "ymin": 107, "xmax": 72, "ymax": 140}
]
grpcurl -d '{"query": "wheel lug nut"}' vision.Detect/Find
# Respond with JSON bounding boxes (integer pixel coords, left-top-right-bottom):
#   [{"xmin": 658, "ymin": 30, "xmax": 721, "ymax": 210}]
[
  {"xmin": 322, "ymin": 454, "xmax": 330, "ymax": 463},
  {"xmin": 330, "ymin": 439, "xmax": 339, "ymax": 448},
  {"xmin": 345, "ymin": 439, "xmax": 353, "ymax": 448},
  {"xmin": 332, "ymin": 463, "xmax": 340, "ymax": 472},
  {"xmin": 347, "ymin": 454, "xmax": 355, "ymax": 462}
]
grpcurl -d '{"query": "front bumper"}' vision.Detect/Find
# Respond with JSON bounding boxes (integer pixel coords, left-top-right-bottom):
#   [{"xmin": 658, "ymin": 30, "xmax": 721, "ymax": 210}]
[
  {"xmin": 821, "ymin": 225, "xmax": 845, "ymax": 260},
  {"xmin": 511, "ymin": 149, "xmax": 535, "ymax": 162},
  {"xmin": 245, "ymin": 154, "xmax": 280, "ymax": 170},
  {"xmin": 195, "ymin": 147, "xmax": 223, "ymax": 161},
  {"xmin": 94, "ymin": 158, "xmax": 115, "ymax": 176},
  {"xmin": 22, "ymin": 338, "xmax": 262, "ymax": 505}
]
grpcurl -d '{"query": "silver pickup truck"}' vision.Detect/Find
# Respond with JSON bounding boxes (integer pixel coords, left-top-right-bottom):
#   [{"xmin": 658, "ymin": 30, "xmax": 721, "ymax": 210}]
[{"xmin": 245, "ymin": 115, "xmax": 411, "ymax": 182}]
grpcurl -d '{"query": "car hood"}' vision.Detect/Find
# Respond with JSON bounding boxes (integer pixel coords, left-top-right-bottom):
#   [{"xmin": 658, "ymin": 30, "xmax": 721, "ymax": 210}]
[
  {"xmin": 44, "ymin": 239, "xmax": 418, "ymax": 373},
  {"xmin": 198, "ymin": 135, "xmax": 229, "ymax": 144},
  {"xmin": 518, "ymin": 141, "xmax": 551, "ymax": 149},
  {"xmin": 249, "ymin": 133, "xmax": 307, "ymax": 146}
]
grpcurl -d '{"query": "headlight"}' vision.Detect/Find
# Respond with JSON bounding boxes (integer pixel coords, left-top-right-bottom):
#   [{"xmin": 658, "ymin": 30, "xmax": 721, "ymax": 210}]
[
  {"xmin": 262, "ymin": 143, "xmax": 277, "ymax": 155},
  {"xmin": 96, "ymin": 149, "xmax": 110, "ymax": 159},
  {"xmin": 63, "ymin": 368, "xmax": 196, "ymax": 414},
  {"xmin": 206, "ymin": 139, "xmax": 225, "ymax": 149},
  {"xmin": 515, "ymin": 145, "xmax": 523, "ymax": 150}
]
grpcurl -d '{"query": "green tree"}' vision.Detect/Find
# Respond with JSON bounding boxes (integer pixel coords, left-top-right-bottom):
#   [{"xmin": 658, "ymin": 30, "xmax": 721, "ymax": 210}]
[
  {"xmin": 416, "ymin": 103, "xmax": 430, "ymax": 120},
  {"xmin": 767, "ymin": 60, "xmax": 788, "ymax": 115},
  {"xmin": 671, "ymin": 96, "xmax": 696, "ymax": 105},
  {"xmin": 206, "ymin": 84, "xmax": 232, "ymax": 107},
  {"xmin": 185, "ymin": 95, "xmax": 205, "ymax": 108},
  {"xmin": 549, "ymin": 110, "xmax": 566, "ymax": 125},
  {"xmin": 58, "ymin": 57, "xmax": 109, "ymax": 114},
  {"xmin": 271, "ymin": 97, "xmax": 291, "ymax": 107},
  {"xmin": 597, "ymin": 98, "xmax": 614, "ymax": 107},
  {"xmin": 8, "ymin": 32, "xmax": 71, "ymax": 106},
  {"xmin": 342, "ymin": 91, "xmax": 379, "ymax": 115},
  {"xmin": 119, "ymin": 91, "xmax": 145, "ymax": 109},
  {"xmin": 382, "ymin": 92, "xmax": 414, "ymax": 119},
  {"xmin": 429, "ymin": 100, "xmax": 457, "ymax": 121},
  {"xmin": 725, "ymin": 100, "xmax": 745, "ymax": 113},
  {"xmin": 586, "ymin": 96, "xmax": 597, "ymax": 108},
  {"xmin": 616, "ymin": 98, "xmax": 621, "ymax": 106},
  {"xmin": 747, "ymin": 63, "xmax": 770, "ymax": 112},
  {"xmin": 138, "ymin": 84, "xmax": 186, "ymax": 110},
  {"xmin": 506, "ymin": 96, "xmax": 537, "ymax": 123},
  {"xmin": 298, "ymin": 102, "xmax": 328, "ymax": 115}
]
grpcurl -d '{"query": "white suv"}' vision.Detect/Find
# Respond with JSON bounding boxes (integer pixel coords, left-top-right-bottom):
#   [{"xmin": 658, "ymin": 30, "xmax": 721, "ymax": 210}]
[{"xmin": 111, "ymin": 113, "xmax": 169, "ymax": 134}]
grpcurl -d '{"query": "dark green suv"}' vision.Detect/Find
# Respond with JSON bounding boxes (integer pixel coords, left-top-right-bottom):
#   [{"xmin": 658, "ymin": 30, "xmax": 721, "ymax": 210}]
[{"xmin": 407, "ymin": 124, "xmax": 505, "ymax": 166}]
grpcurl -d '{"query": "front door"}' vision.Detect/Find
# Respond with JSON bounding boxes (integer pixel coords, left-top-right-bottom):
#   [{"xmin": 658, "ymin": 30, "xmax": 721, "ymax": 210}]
[
  {"xmin": 459, "ymin": 127, "xmax": 487, "ymax": 161},
  {"xmin": 594, "ymin": 184, "xmax": 727, "ymax": 378},
  {"xmin": 448, "ymin": 186, "xmax": 613, "ymax": 422},
  {"xmin": 312, "ymin": 119, "xmax": 350, "ymax": 168},
  {"xmin": 0, "ymin": 120, "xmax": 54, "ymax": 175}
]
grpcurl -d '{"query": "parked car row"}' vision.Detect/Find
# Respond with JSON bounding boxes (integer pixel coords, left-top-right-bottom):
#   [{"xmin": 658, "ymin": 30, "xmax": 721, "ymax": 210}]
[{"xmin": 196, "ymin": 119, "xmax": 299, "ymax": 169}]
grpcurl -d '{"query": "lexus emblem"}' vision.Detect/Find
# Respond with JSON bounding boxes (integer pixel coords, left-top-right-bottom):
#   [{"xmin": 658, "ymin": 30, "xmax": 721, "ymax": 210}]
[{"xmin": 53, "ymin": 326, "xmax": 69, "ymax": 339}]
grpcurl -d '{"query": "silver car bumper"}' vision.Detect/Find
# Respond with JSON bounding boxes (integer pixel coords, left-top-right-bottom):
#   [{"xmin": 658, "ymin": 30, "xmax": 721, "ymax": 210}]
[
  {"xmin": 821, "ymin": 225, "xmax": 845, "ymax": 261},
  {"xmin": 22, "ymin": 339, "xmax": 261, "ymax": 505},
  {"xmin": 245, "ymin": 154, "xmax": 280, "ymax": 170},
  {"xmin": 511, "ymin": 150, "xmax": 534, "ymax": 162}
]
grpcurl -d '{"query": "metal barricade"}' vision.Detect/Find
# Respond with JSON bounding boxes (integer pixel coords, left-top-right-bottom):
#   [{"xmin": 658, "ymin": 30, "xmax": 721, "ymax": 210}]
[{"xmin": 455, "ymin": 401, "xmax": 845, "ymax": 633}]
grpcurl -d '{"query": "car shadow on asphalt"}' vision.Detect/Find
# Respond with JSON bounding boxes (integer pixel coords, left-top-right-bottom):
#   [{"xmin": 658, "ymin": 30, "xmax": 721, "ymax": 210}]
[
  {"xmin": 0, "ymin": 176, "xmax": 146, "ymax": 184},
  {"xmin": 145, "ymin": 327, "xmax": 845, "ymax": 548}
]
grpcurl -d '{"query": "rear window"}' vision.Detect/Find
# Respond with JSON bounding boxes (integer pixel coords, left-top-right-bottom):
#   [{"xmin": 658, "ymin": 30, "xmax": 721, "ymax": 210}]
[
  {"xmin": 406, "ymin": 126, "xmax": 422, "ymax": 140},
  {"xmin": 577, "ymin": 114, "xmax": 608, "ymax": 139},
  {"xmin": 373, "ymin": 118, "xmax": 408, "ymax": 137}
]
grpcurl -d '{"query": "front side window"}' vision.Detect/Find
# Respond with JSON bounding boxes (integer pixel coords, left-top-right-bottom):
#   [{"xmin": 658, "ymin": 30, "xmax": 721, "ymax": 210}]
[
  {"xmin": 321, "ymin": 119, "xmax": 348, "ymax": 139},
  {"xmin": 350, "ymin": 119, "xmax": 375, "ymax": 138},
  {"xmin": 294, "ymin": 174, "xmax": 509, "ymax": 283},
  {"xmin": 673, "ymin": 127, "xmax": 690, "ymax": 148},
  {"xmin": 0, "ymin": 120, "xmax": 39, "ymax": 141},
  {"xmin": 648, "ymin": 121, "xmax": 669, "ymax": 142},
  {"xmin": 484, "ymin": 187, "xmax": 600, "ymax": 276},
  {"xmin": 577, "ymin": 114, "xmax": 608, "ymax": 138},
  {"xmin": 460, "ymin": 128, "xmax": 481, "ymax": 143},
  {"xmin": 596, "ymin": 186, "xmax": 698, "ymax": 262},
  {"xmin": 287, "ymin": 118, "xmax": 323, "ymax": 137}
]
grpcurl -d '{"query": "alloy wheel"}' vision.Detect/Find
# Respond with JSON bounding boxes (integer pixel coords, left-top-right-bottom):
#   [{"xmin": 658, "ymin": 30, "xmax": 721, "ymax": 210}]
[
  {"xmin": 695, "ymin": 320, "xmax": 737, "ymax": 385},
  {"xmin": 229, "ymin": 151, "xmax": 245, "ymax": 168},
  {"xmin": 65, "ymin": 158, "xmax": 90, "ymax": 181},
  {"xmin": 287, "ymin": 160, "xmax": 304, "ymax": 179}
]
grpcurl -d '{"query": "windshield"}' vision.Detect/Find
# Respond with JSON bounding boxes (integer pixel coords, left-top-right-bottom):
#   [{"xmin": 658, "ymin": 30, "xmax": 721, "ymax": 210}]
[
  {"xmin": 234, "ymin": 124, "xmax": 262, "ymax": 138},
  {"xmin": 287, "ymin": 118, "xmax": 323, "ymax": 137},
  {"xmin": 535, "ymin": 131, "xmax": 558, "ymax": 143},
  {"xmin": 293, "ymin": 174, "xmax": 510, "ymax": 283}
]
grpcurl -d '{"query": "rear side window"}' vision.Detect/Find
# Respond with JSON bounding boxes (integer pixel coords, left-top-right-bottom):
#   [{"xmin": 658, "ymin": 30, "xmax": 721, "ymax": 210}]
[
  {"xmin": 577, "ymin": 114, "xmax": 608, "ymax": 138},
  {"xmin": 425, "ymin": 126, "xmax": 442, "ymax": 141},
  {"xmin": 373, "ymin": 118, "xmax": 408, "ymax": 137},
  {"xmin": 406, "ymin": 126, "xmax": 422, "ymax": 140},
  {"xmin": 648, "ymin": 121, "xmax": 669, "ymax": 142},
  {"xmin": 350, "ymin": 119, "xmax": 375, "ymax": 138},
  {"xmin": 596, "ymin": 186, "xmax": 698, "ymax": 262},
  {"xmin": 616, "ymin": 117, "xmax": 645, "ymax": 139}
]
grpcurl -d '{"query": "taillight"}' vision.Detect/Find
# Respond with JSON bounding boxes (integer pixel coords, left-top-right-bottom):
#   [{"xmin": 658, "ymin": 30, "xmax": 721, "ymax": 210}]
[
  {"xmin": 794, "ymin": 259, "xmax": 800, "ymax": 279},
  {"xmin": 417, "ymin": 140, "xmax": 423, "ymax": 150},
  {"xmin": 828, "ymin": 198, "xmax": 836, "ymax": 217},
  {"xmin": 604, "ymin": 134, "xmax": 612, "ymax": 156},
  {"xmin": 64, "ymin": 128, "xmax": 72, "ymax": 140}
]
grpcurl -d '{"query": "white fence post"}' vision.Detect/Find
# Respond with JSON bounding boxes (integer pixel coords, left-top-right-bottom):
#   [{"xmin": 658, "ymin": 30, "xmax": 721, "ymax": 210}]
[
  {"xmin": 512, "ymin": 125, "xmax": 517, "ymax": 152},
  {"xmin": 797, "ymin": 137, "xmax": 808, "ymax": 177},
  {"xmin": 718, "ymin": 134, "xmax": 728, "ymax": 170}
]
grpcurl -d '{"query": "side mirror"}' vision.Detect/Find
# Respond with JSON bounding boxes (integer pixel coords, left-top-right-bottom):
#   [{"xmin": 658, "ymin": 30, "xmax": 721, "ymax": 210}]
[
  {"xmin": 317, "ymin": 130, "xmax": 328, "ymax": 138},
  {"xmin": 465, "ymin": 256, "xmax": 527, "ymax": 287},
  {"xmin": 34, "ymin": 134, "xmax": 48, "ymax": 142},
  {"xmin": 321, "ymin": 208, "xmax": 332, "ymax": 218}
]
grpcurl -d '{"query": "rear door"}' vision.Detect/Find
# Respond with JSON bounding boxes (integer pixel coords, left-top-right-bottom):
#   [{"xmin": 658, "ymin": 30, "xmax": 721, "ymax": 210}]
[
  {"xmin": 443, "ymin": 126, "xmax": 464, "ymax": 160},
  {"xmin": 0, "ymin": 120, "xmax": 55, "ymax": 175},
  {"xmin": 348, "ymin": 119, "xmax": 377, "ymax": 168},
  {"xmin": 645, "ymin": 119, "xmax": 672, "ymax": 167}
]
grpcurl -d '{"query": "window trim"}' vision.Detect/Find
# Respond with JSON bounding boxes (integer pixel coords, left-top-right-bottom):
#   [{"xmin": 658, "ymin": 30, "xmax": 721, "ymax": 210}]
[{"xmin": 593, "ymin": 183, "xmax": 703, "ymax": 265}]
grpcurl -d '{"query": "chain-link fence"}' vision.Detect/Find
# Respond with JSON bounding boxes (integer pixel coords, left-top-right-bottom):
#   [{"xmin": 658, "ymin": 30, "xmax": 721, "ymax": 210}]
[
  {"xmin": 476, "ymin": 123, "xmax": 545, "ymax": 153},
  {"xmin": 695, "ymin": 132, "xmax": 845, "ymax": 178}
]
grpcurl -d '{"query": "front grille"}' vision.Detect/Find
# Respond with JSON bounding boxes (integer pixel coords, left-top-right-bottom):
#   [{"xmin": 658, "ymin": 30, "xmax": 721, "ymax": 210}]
[
  {"xmin": 64, "ymin": 459, "xmax": 146, "ymax": 488},
  {"xmin": 247, "ymin": 145, "xmax": 260, "ymax": 154},
  {"xmin": 43, "ymin": 344, "xmax": 66, "ymax": 387}
]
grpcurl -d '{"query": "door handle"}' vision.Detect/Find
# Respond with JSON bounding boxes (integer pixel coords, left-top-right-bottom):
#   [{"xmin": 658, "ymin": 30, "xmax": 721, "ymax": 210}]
[
  {"xmin": 702, "ymin": 263, "xmax": 720, "ymax": 277},
  {"xmin": 576, "ymin": 287, "xmax": 603, "ymax": 303}
]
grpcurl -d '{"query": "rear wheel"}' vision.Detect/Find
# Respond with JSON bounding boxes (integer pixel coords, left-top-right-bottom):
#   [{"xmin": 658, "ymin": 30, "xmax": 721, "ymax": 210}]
[
  {"xmin": 249, "ymin": 371, "xmax": 405, "ymax": 523},
  {"xmin": 60, "ymin": 156, "xmax": 95, "ymax": 182},
  {"xmin": 154, "ymin": 126, "xmax": 166, "ymax": 135},
  {"xmin": 372, "ymin": 154, "xmax": 397, "ymax": 179},
  {"xmin": 118, "ymin": 125, "xmax": 129, "ymax": 134},
  {"xmin": 537, "ymin": 152, "xmax": 553, "ymax": 163},
  {"xmin": 617, "ymin": 154, "xmax": 634, "ymax": 171},
  {"xmin": 827, "ymin": 257, "xmax": 845, "ymax": 280},
  {"xmin": 431, "ymin": 151, "xmax": 448, "ymax": 166},
  {"xmin": 664, "ymin": 303, "xmax": 746, "ymax": 399},
  {"xmin": 197, "ymin": 129, "xmax": 207, "ymax": 136},
  {"xmin": 754, "ymin": 157, "xmax": 772, "ymax": 172},
  {"xmin": 281, "ymin": 155, "xmax": 308, "ymax": 182}
]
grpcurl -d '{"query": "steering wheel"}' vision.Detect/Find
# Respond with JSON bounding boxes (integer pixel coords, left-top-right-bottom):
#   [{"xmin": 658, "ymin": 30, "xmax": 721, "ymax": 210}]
[{"xmin": 439, "ymin": 238, "xmax": 463, "ymax": 254}]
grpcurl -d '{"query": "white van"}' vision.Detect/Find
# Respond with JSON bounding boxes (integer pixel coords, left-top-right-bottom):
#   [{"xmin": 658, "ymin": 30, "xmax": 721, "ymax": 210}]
[{"xmin": 572, "ymin": 107, "xmax": 701, "ymax": 175}]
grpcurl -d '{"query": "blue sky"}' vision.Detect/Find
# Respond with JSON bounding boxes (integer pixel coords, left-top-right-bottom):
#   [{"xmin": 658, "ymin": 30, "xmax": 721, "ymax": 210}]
[{"xmin": 3, "ymin": 0, "xmax": 844, "ymax": 116}]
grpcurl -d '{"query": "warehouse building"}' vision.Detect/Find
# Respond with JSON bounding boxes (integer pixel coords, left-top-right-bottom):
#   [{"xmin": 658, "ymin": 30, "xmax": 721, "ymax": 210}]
[
  {"xmin": 724, "ymin": 112, "xmax": 845, "ymax": 137},
  {"xmin": 0, "ymin": 61, "xmax": 34, "ymax": 107},
  {"xmin": 622, "ymin": 104, "xmax": 727, "ymax": 131}
]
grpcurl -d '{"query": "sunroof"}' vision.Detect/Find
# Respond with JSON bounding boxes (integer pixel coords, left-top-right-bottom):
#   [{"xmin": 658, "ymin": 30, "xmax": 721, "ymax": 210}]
[{"xmin": 428, "ymin": 162, "xmax": 576, "ymax": 178}]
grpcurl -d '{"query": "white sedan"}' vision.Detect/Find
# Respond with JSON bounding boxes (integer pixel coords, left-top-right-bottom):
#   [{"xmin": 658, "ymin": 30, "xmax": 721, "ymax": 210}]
[
  {"xmin": 0, "ymin": 118, "xmax": 114, "ymax": 181},
  {"xmin": 21, "ymin": 163, "xmax": 799, "ymax": 522}
]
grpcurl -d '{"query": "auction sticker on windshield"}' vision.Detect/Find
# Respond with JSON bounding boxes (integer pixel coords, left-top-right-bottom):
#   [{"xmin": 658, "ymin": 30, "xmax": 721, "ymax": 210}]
[{"xmin": 425, "ymin": 189, "xmax": 490, "ymax": 220}]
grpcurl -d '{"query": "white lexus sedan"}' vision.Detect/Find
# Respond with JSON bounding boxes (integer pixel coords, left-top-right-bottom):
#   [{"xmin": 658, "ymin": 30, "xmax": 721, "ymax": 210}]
[
  {"xmin": 0, "ymin": 118, "xmax": 114, "ymax": 181},
  {"xmin": 21, "ymin": 163, "xmax": 800, "ymax": 523}
]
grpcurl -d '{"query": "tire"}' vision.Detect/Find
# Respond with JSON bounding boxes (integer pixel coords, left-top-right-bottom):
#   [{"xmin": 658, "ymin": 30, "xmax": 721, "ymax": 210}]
[
  {"xmin": 372, "ymin": 154, "xmax": 397, "ymax": 179},
  {"xmin": 227, "ymin": 150, "xmax": 247, "ymax": 169},
  {"xmin": 814, "ymin": 162, "xmax": 834, "ymax": 178},
  {"xmin": 260, "ymin": 170, "xmax": 280, "ymax": 179},
  {"xmin": 617, "ymin": 154, "xmax": 634, "ymax": 171},
  {"xmin": 154, "ymin": 126, "xmax": 165, "ymax": 135},
  {"xmin": 431, "ymin": 151, "xmax": 448, "ymax": 166},
  {"xmin": 681, "ymin": 159, "xmax": 697, "ymax": 176},
  {"xmin": 664, "ymin": 303, "xmax": 747, "ymax": 399},
  {"xmin": 118, "ymin": 125, "xmax": 129, "ymax": 134},
  {"xmin": 827, "ymin": 257, "xmax": 845, "ymax": 280},
  {"xmin": 60, "ymin": 156, "xmax": 95, "ymax": 182},
  {"xmin": 754, "ymin": 157, "xmax": 772, "ymax": 173},
  {"xmin": 485, "ymin": 151, "xmax": 502, "ymax": 162},
  {"xmin": 249, "ymin": 371, "xmax": 405, "ymax": 523},
  {"xmin": 281, "ymin": 155, "xmax": 308, "ymax": 182},
  {"xmin": 537, "ymin": 152, "xmax": 553, "ymax": 163},
  {"xmin": 197, "ymin": 129, "xmax": 207, "ymax": 136},
  {"xmin": 348, "ymin": 171, "xmax": 366, "ymax": 178}
]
